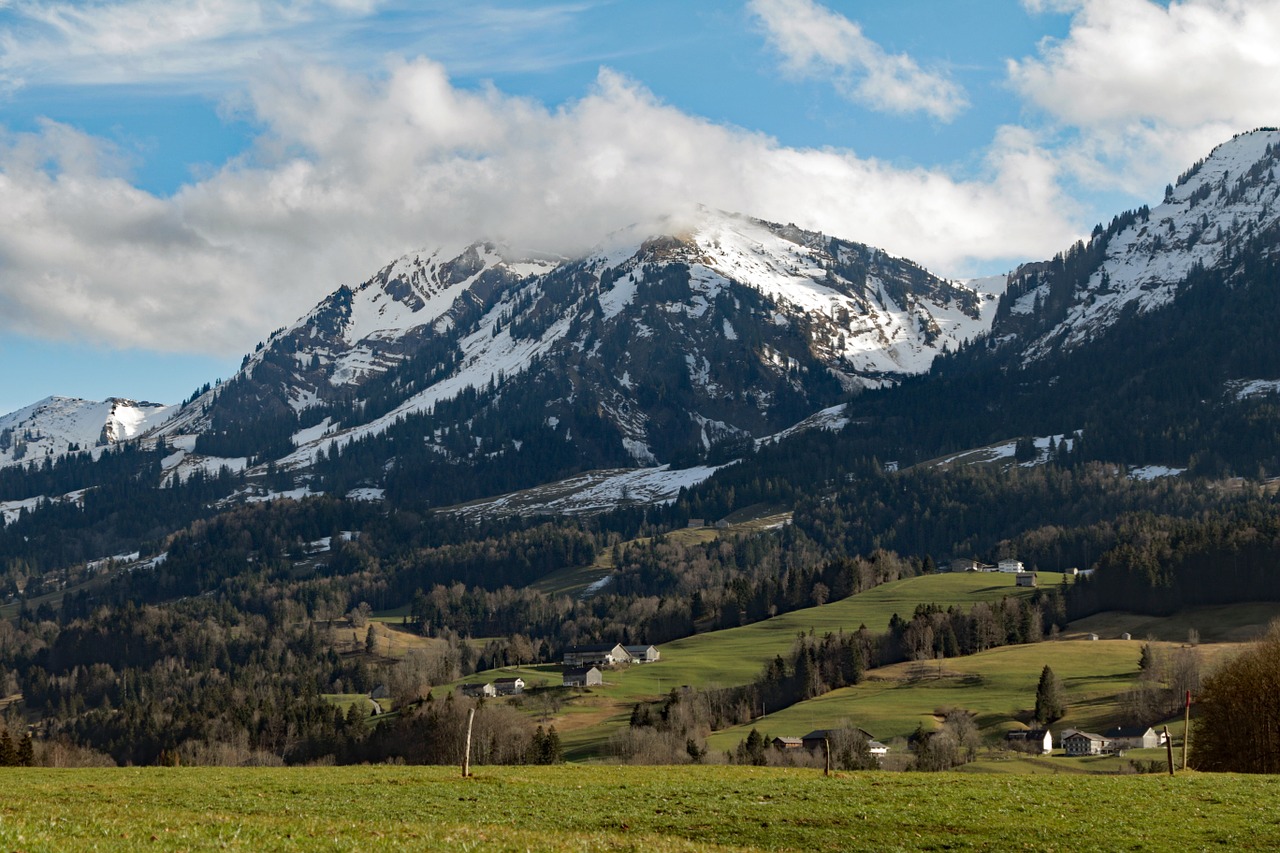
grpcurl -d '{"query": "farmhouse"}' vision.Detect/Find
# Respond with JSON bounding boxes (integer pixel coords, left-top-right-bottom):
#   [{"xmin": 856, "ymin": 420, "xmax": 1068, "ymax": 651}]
[
  {"xmin": 562, "ymin": 666, "xmax": 603, "ymax": 687},
  {"xmin": 1015, "ymin": 571, "xmax": 1037, "ymax": 588},
  {"xmin": 771, "ymin": 737, "xmax": 803, "ymax": 750},
  {"xmin": 459, "ymin": 682, "xmax": 497, "ymax": 698},
  {"xmin": 562, "ymin": 643, "xmax": 630, "ymax": 667},
  {"xmin": 493, "ymin": 677, "xmax": 525, "ymax": 696},
  {"xmin": 950, "ymin": 559, "xmax": 981, "ymax": 573},
  {"xmin": 801, "ymin": 729, "xmax": 837, "ymax": 750},
  {"xmin": 623, "ymin": 644, "xmax": 661, "ymax": 663},
  {"xmin": 1061, "ymin": 729, "xmax": 1109, "ymax": 756},
  {"xmin": 1102, "ymin": 725, "xmax": 1165, "ymax": 750},
  {"xmin": 998, "ymin": 559, "xmax": 1025, "ymax": 573},
  {"xmin": 800, "ymin": 728, "xmax": 880, "ymax": 750},
  {"xmin": 1005, "ymin": 728, "xmax": 1053, "ymax": 754}
]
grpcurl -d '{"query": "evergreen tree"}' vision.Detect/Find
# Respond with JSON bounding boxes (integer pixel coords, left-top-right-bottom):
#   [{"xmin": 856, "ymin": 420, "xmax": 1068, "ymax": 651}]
[
  {"xmin": 16, "ymin": 735, "xmax": 33, "ymax": 768},
  {"xmin": 737, "ymin": 728, "xmax": 767, "ymax": 766},
  {"xmin": 1034, "ymin": 665, "xmax": 1067, "ymax": 724},
  {"xmin": 0, "ymin": 730, "xmax": 16, "ymax": 767}
]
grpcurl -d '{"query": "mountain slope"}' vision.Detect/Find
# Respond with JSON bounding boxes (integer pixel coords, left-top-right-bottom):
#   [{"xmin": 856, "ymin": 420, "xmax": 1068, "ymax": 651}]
[
  {"xmin": 149, "ymin": 209, "xmax": 995, "ymax": 500},
  {"xmin": 0, "ymin": 397, "xmax": 176, "ymax": 469}
]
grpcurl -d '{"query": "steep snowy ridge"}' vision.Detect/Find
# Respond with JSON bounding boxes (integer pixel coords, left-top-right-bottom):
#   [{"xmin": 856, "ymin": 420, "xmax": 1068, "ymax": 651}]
[
  {"xmin": 0, "ymin": 397, "xmax": 177, "ymax": 469},
  {"xmin": 321, "ymin": 243, "xmax": 559, "ymax": 388},
  {"xmin": 685, "ymin": 214, "xmax": 995, "ymax": 378},
  {"xmin": 1015, "ymin": 129, "xmax": 1280, "ymax": 358}
]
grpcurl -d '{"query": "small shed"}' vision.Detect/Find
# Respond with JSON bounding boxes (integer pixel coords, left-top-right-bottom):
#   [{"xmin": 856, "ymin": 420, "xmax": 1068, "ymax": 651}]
[
  {"xmin": 1015, "ymin": 571, "xmax": 1037, "ymax": 588},
  {"xmin": 772, "ymin": 736, "xmax": 803, "ymax": 750}
]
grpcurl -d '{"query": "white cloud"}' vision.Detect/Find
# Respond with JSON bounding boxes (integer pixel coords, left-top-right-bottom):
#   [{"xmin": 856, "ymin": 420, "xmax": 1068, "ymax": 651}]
[
  {"xmin": 0, "ymin": 0, "xmax": 373, "ymax": 90},
  {"xmin": 0, "ymin": 61, "xmax": 1078, "ymax": 355},
  {"xmin": 1011, "ymin": 0, "xmax": 1280, "ymax": 192},
  {"xmin": 0, "ymin": 1, "xmax": 603, "ymax": 91},
  {"xmin": 748, "ymin": 0, "xmax": 968, "ymax": 121}
]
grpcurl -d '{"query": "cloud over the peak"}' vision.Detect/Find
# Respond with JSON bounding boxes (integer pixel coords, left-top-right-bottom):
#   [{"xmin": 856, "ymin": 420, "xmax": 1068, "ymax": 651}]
[
  {"xmin": 1011, "ymin": 0, "xmax": 1280, "ymax": 192},
  {"xmin": 0, "ymin": 60, "xmax": 1077, "ymax": 355},
  {"xmin": 748, "ymin": 0, "xmax": 968, "ymax": 121}
]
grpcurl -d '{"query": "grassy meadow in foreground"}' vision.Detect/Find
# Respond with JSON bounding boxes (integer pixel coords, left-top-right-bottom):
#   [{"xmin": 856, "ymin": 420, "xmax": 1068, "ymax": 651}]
[{"xmin": 2, "ymin": 765, "xmax": 1277, "ymax": 852}]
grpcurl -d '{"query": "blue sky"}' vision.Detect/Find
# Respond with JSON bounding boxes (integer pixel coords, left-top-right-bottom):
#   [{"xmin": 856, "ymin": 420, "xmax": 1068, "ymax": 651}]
[{"xmin": 1, "ymin": 0, "xmax": 1278, "ymax": 415}]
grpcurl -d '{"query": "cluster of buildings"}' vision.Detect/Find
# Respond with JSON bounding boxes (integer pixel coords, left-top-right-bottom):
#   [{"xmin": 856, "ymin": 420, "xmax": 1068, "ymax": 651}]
[
  {"xmin": 949, "ymin": 558, "xmax": 1040, "ymax": 587},
  {"xmin": 772, "ymin": 728, "xmax": 890, "ymax": 759},
  {"xmin": 458, "ymin": 642, "xmax": 661, "ymax": 697},
  {"xmin": 1005, "ymin": 725, "xmax": 1167, "ymax": 756}
]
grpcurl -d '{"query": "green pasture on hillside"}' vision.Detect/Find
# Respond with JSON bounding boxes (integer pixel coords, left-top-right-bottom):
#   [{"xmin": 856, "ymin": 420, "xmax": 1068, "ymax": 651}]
[
  {"xmin": 607, "ymin": 572, "xmax": 1067, "ymax": 700},
  {"xmin": 2, "ymin": 765, "xmax": 1277, "ymax": 851},
  {"xmin": 1067, "ymin": 602, "xmax": 1280, "ymax": 643},
  {"xmin": 705, "ymin": 637, "xmax": 1172, "ymax": 752}
]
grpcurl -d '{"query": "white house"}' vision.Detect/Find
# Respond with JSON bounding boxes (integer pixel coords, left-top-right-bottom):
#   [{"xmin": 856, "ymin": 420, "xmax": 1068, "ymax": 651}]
[{"xmin": 998, "ymin": 559, "xmax": 1025, "ymax": 573}]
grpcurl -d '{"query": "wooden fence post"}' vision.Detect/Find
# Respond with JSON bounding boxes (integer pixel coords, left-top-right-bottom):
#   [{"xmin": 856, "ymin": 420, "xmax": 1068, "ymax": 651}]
[
  {"xmin": 1164, "ymin": 726, "xmax": 1174, "ymax": 776},
  {"xmin": 462, "ymin": 707, "xmax": 475, "ymax": 778},
  {"xmin": 824, "ymin": 738, "xmax": 831, "ymax": 777}
]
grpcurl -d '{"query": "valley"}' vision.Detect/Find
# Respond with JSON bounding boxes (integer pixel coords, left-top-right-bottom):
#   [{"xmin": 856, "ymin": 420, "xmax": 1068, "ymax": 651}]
[{"xmin": 1, "ymin": 130, "xmax": 1280, "ymax": 777}]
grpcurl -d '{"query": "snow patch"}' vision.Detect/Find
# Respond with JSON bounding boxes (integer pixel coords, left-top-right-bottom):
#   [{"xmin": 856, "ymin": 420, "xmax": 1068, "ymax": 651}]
[
  {"xmin": 1129, "ymin": 465, "xmax": 1186, "ymax": 481},
  {"xmin": 1231, "ymin": 379, "xmax": 1280, "ymax": 400}
]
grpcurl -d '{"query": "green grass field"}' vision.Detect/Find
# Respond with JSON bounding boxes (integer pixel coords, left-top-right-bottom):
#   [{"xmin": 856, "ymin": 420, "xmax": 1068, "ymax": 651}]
[
  {"xmin": 2, "ymin": 765, "xmax": 1276, "ymax": 851},
  {"xmin": 704, "ymin": 637, "xmax": 1177, "ymax": 752},
  {"xmin": 607, "ymin": 572, "xmax": 1066, "ymax": 700},
  {"xmin": 1067, "ymin": 602, "xmax": 1280, "ymax": 643}
]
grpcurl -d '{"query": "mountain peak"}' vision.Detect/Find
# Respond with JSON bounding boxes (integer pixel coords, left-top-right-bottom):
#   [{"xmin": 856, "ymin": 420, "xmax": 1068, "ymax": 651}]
[
  {"xmin": 0, "ymin": 396, "xmax": 177, "ymax": 468},
  {"xmin": 1002, "ymin": 128, "xmax": 1280, "ymax": 359}
]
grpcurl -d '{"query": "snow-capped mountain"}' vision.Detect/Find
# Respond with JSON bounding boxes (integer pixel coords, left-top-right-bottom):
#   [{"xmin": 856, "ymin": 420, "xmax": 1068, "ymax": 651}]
[
  {"xmin": 996, "ymin": 128, "xmax": 1280, "ymax": 358},
  {"xmin": 156, "ymin": 209, "xmax": 996, "ymax": 486},
  {"xmin": 0, "ymin": 396, "xmax": 177, "ymax": 469}
]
